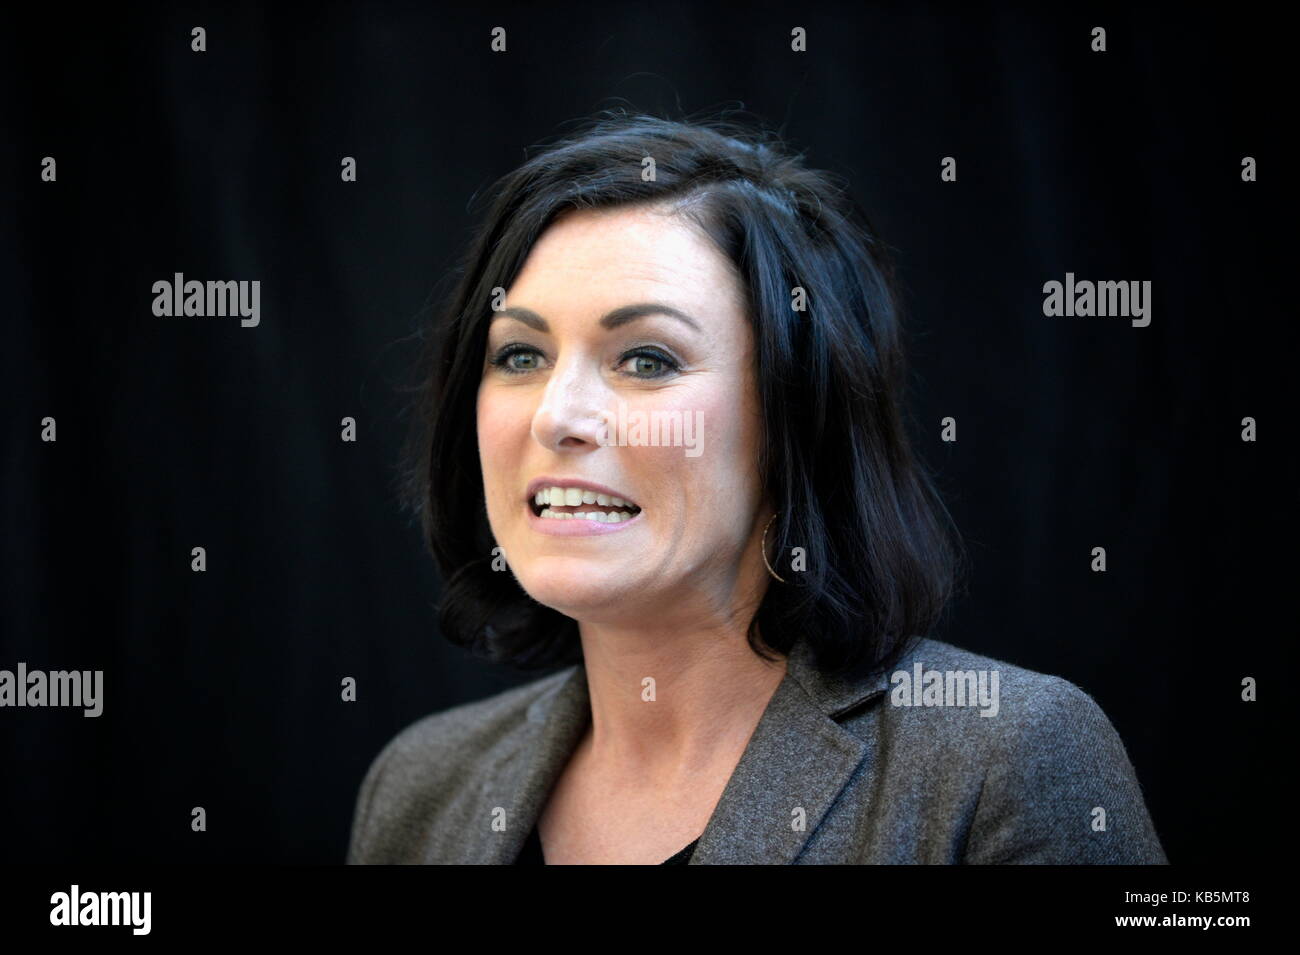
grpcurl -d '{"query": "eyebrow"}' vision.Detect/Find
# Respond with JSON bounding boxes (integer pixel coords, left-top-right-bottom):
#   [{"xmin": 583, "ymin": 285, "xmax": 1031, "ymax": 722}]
[{"xmin": 491, "ymin": 303, "xmax": 702, "ymax": 334}]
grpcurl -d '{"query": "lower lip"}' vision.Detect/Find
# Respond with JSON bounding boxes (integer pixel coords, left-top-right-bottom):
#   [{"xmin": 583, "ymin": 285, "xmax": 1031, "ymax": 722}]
[{"xmin": 525, "ymin": 502, "xmax": 645, "ymax": 536}]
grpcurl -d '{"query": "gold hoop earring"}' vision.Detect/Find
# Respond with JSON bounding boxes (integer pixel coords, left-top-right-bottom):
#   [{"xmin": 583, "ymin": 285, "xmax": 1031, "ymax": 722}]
[{"xmin": 761, "ymin": 512, "xmax": 787, "ymax": 584}]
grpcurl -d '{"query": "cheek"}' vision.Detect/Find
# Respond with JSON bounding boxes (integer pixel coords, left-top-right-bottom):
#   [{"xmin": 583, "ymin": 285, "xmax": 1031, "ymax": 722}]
[
  {"xmin": 701, "ymin": 378, "xmax": 759, "ymax": 489},
  {"xmin": 477, "ymin": 387, "xmax": 528, "ymax": 449},
  {"xmin": 477, "ymin": 388, "xmax": 528, "ymax": 500},
  {"xmin": 664, "ymin": 377, "xmax": 761, "ymax": 524}
]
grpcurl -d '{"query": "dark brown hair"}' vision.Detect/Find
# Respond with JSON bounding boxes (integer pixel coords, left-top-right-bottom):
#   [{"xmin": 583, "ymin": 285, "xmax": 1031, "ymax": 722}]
[{"xmin": 399, "ymin": 109, "xmax": 966, "ymax": 679}]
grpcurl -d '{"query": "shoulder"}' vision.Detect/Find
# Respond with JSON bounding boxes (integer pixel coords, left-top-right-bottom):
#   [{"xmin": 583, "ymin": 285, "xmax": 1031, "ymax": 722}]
[
  {"xmin": 366, "ymin": 665, "xmax": 573, "ymax": 770},
  {"xmin": 862, "ymin": 638, "xmax": 1167, "ymax": 863},
  {"xmin": 877, "ymin": 637, "xmax": 1109, "ymax": 739},
  {"xmin": 346, "ymin": 665, "xmax": 575, "ymax": 864},
  {"xmin": 862, "ymin": 637, "xmax": 1107, "ymax": 786}
]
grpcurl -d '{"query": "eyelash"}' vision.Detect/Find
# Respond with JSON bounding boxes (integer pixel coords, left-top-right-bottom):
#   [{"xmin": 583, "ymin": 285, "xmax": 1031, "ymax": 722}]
[{"xmin": 487, "ymin": 343, "xmax": 682, "ymax": 379}]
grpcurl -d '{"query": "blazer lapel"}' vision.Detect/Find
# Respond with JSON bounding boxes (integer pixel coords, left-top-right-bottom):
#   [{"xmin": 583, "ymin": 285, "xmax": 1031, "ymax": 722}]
[
  {"xmin": 688, "ymin": 636, "xmax": 890, "ymax": 864},
  {"xmin": 451, "ymin": 664, "xmax": 593, "ymax": 864},
  {"xmin": 457, "ymin": 634, "xmax": 899, "ymax": 864}
]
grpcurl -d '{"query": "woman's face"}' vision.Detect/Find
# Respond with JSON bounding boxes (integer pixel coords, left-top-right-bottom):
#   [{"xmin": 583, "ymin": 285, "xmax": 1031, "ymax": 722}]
[{"xmin": 477, "ymin": 203, "xmax": 767, "ymax": 626}]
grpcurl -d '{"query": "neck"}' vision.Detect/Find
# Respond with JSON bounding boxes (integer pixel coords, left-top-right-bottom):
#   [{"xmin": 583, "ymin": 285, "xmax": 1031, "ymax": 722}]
[{"xmin": 575, "ymin": 616, "xmax": 788, "ymax": 787}]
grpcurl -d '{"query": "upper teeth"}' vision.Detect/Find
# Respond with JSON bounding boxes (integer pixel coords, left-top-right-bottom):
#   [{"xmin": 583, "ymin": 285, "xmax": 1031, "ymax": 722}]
[{"xmin": 534, "ymin": 486, "xmax": 636, "ymax": 509}]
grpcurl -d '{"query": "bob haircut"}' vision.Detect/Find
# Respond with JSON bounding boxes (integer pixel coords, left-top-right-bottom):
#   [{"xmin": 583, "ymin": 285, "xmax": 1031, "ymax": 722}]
[{"xmin": 400, "ymin": 109, "xmax": 965, "ymax": 680}]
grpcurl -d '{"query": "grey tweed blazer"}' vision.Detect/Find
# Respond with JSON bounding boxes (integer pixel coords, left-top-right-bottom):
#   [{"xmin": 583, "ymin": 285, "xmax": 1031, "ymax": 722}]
[{"xmin": 347, "ymin": 636, "xmax": 1168, "ymax": 864}]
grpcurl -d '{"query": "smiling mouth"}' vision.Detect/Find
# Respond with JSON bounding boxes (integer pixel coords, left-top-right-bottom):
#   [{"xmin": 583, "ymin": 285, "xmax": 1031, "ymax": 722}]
[{"xmin": 529, "ymin": 485, "xmax": 643, "ymax": 524}]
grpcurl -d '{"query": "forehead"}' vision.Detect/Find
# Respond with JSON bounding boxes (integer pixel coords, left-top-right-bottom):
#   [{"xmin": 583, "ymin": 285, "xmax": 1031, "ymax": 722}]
[{"xmin": 507, "ymin": 204, "xmax": 742, "ymax": 307}]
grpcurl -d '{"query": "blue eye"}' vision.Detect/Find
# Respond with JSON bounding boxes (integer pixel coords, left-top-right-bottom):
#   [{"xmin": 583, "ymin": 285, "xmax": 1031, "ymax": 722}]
[
  {"xmin": 487, "ymin": 343, "xmax": 681, "ymax": 379},
  {"xmin": 488, "ymin": 344, "xmax": 543, "ymax": 374},
  {"xmin": 621, "ymin": 348, "xmax": 680, "ymax": 379}
]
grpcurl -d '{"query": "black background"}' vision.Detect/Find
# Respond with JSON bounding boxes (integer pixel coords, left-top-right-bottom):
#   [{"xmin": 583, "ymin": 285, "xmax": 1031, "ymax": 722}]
[{"xmin": 1, "ymin": 1, "xmax": 1288, "ymax": 865}]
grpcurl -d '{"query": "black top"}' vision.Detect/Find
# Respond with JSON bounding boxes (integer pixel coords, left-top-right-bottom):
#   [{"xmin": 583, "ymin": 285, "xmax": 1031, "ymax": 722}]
[{"xmin": 514, "ymin": 824, "xmax": 699, "ymax": 864}]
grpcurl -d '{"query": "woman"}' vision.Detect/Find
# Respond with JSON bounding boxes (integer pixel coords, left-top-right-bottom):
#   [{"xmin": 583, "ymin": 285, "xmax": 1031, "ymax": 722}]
[{"xmin": 347, "ymin": 112, "xmax": 1167, "ymax": 865}]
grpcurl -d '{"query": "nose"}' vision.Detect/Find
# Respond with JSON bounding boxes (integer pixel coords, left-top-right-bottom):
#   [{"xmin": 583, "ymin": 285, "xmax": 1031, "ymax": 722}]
[{"xmin": 530, "ymin": 353, "xmax": 610, "ymax": 452}]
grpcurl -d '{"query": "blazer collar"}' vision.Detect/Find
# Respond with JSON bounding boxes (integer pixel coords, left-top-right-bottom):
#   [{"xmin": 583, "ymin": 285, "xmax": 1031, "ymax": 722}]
[{"xmin": 466, "ymin": 635, "xmax": 904, "ymax": 864}]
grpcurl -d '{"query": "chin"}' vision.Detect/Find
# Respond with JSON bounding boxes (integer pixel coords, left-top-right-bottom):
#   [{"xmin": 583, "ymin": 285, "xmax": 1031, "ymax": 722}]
[{"xmin": 514, "ymin": 562, "xmax": 645, "ymax": 619}]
